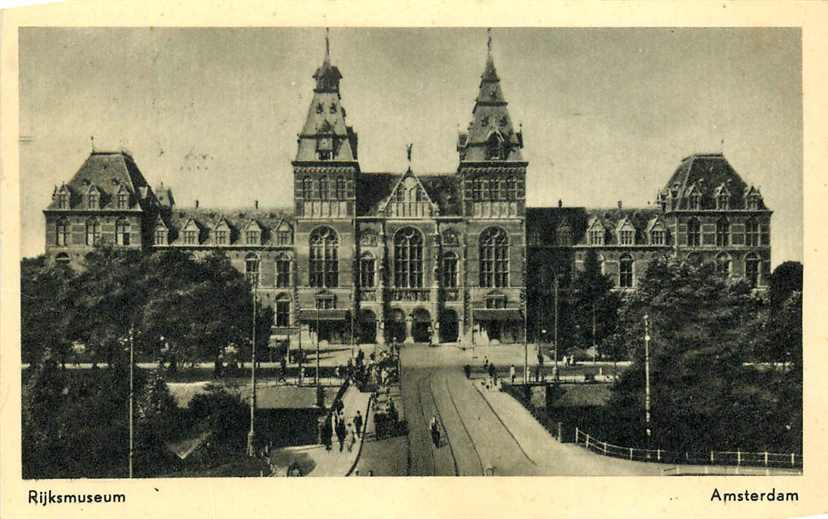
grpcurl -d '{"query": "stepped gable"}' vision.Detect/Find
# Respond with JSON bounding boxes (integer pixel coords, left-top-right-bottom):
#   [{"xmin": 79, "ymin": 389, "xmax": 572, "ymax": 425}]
[
  {"xmin": 662, "ymin": 153, "xmax": 754, "ymax": 210},
  {"xmin": 356, "ymin": 172, "xmax": 460, "ymax": 216},
  {"xmin": 163, "ymin": 206, "xmax": 294, "ymax": 246},
  {"xmin": 47, "ymin": 150, "xmax": 153, "ymax": 211}
]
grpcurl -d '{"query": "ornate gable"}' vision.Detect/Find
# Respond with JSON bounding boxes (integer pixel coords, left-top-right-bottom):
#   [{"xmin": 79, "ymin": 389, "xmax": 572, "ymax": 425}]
[{"xmin": 380, "ymin": 169, "xmax": 439, "ymax": 218}]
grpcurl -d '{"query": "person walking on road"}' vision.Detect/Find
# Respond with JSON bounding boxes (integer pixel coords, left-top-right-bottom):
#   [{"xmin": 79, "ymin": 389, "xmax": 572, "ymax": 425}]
[
  {"xmin": 354, "ymin": 410, "xmax": 363, "ymax": 438},
  {"xmin": 510, "ymin": 364, "xmax": 516, "ymax": 385},
  {"xmin": 430, "ymin": 415, "xmax": 441, "ymax": 447},
  {"xmin": 322, "ymin": 416, "xmax": 333, "ymax": 451},
  {"xmin": 335, "ymin": 417, "xmax": 347, "ymax": 452}
]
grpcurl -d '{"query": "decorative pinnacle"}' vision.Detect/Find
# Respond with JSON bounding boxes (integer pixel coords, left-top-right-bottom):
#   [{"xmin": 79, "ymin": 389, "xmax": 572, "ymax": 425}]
[
  {"xmin": 487, "ymin": 28, "xmax": 492, "ymax": 56},
  {"xmin": 406, "ymin": 143, "xmax": 413, "ymax": 163},
  {"xmin": 325, "ymin": 27, "xmax": 330, "ymax": 62}
]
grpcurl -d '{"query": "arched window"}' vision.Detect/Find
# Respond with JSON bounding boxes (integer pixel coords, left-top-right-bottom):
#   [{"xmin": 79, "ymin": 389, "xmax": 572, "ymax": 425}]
[
  {"xmin": 56, "ymin": 218, "xmax": 69, "ymax": 246},
  {"xmin": 480, "ymin": 227, "xmax": 509, "ymax": 288},
  {"xmin": 336, "ymin": 177, "xmax": 347, "ymax": 199},
  {"xmin": 275, "ymin": 297, "xmax": 291, "ymax": 327},
  {"xmin": 55, "ymin": 252, "xmax": 71, "ymax": 266},
  {"xmin": 319, "ymin": 177, "xmax": 329, "ymax": 201},
  {"xmin": 303, "ymin": 177, "xmax": 314, "ymax": 199},
  {"xmin": 619, "ymin": 254, "xmax": 634, "ymax": 288},
  {"xmin": 275, "ymin": 253, "xmax": 291, "ymax": 288},
  {"xmin": 716, "ymin": 218, "xmax": 729, "ymax": 247},
  {"xmin": 745, "ymin": 218, "xmax": 759, "ymax": 247},
  {"xmin": 394, "ymin": 228, "xmax": 423, "ymax": 288},
  {"xmin": 442, "ymin": 252, "xmax": 458, "ymax": 288},
  {"xmin": 745, "ymin": 253, "xmax": 760, "ymax": 287},
  {"xmin": 245, "ymin": 253, "xmax": 260, "ymax": 286},
  {"xmin": 57, "ymin": 192, "xmax": 69, "ymax": 209},
  {"xmin": 310, "ymin": 227, "xmax": 338, "ymax": 288},
  {"xmin": 116, "ymin": 218, "xmax": 131, "ymax": 246},
  {"xmin": 486, "ymin": 133, "xmax": 505, "ymax": 160},
  {"xmin": 687, "ymin": 218, "xmax": 701, "ymax": 247},
  {"xmin": 88, "ymin": 191, "xmax": 99, "ymax": 209},
  {"xmin": 716, "ymin": 252, "xmax": 731, "ymax": 277},
  {"xmin": 717, "ymin": 192, "xmax": 730, "ymax": 209},
  {"xmin": 360, "ymin": 253, "xmax": 376, "ymax": 288},
  {"xmin": 86, "ymin": 219, "xmax": 100, "ymax": 246}
]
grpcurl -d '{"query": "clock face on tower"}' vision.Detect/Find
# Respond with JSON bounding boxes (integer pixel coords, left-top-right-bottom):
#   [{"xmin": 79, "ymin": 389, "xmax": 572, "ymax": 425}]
[{"xmin": 318, "ymin": 136, "xmax": 333, "ymax": 152}]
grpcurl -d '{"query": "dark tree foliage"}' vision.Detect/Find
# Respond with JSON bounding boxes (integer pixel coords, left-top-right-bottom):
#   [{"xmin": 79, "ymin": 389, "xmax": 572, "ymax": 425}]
[
  {"xmin": 603, "ymin": 256, "xmax": 800, "ymax": 454},
  {"xmin": 21, "ymin": 257, "xmax": 76, "ymax": 367},
  {"xmin": 769, "ymin": 261, "xmax": 803, "ymax": 313},
  {"xmin": 187, "ymin": 383, "xmax": 249, "ymax": 449},
  {"xmin": 571, "ymin": 249, "xmax": 621, "ymax": 359}
]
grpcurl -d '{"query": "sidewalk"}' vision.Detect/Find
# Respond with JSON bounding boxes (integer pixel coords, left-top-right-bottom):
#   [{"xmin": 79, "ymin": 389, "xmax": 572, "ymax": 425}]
[
  {"xmin": 353, "ymin": 384, "xmax": 408, "ymax": 476},
  {"xmin": 268, "ymin": 384, "xmax": 372, "ymax": 477}
]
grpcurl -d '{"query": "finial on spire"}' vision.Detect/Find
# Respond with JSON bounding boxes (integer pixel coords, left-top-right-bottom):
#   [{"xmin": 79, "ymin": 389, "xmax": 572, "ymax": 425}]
[
  {"xmin": 406, "ymin": 143, "xmax": 413, "ymax": 163},
  {"xmin": 90, "ymin": 136, "xmax": 95, "ymax": 152},
  {"xmin": 487, "ymin": 28, "xmax": 492, "ymax": 56},
  {"xmin": 325, "ymin": 27, "xmax": 330, "ymax": 62}
]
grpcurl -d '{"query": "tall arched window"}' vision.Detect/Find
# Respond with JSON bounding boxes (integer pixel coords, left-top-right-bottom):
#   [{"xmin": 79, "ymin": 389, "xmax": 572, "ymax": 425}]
[
  {"xmin": 480, "ymin": 227, "xmax": 509, "ymax": 288},
  {"xmin": 745, "ymin": 253, "xmax": 760, "ymax": 287},
  {"xmin": 310, "ymin": 227, "xmax": 338, "ymax": 287},
  {"xmin": 360, "ymin": 253, "xmax": 376, "ymax": 288},
  {"xmin": 245, "ymin": 253, "xmax": 260, "ymax": 286},
  {"xmin": 442, "ymin": 252, "xmax": 458, "ymax": 288},
  {"xmin": 689, "ymin": 192, "xmax": 701, "ymax": 210},
  {"xmin": 116, "ymin": 218, "xmax": 131, "ymax": 246},
  {"xmin": 275, "ymin": 253, "xmax": 291, "ymax": 288},
  {"xmin": 716, "ymin": 252, "xmax": 731, "ymax": 277},
  {"xmin": 86, "ymin": 219, "xmax": 100, "ymax": 246},
  {"xmin": 687, "ymin": 218, "xmax": 701, "ymax": 247},
  {"xmin": 486, "ymin": 133, "xmax": 505, "ymax": 160},
  {"xmin": 56, "ymin": 218, "xmax": 69, "ymax": 246},
  {"xmin": 336, "ymin": 177, "xmax": 347, "ymax": 199},
  {"xmin": 394, "ymin": 228, "xmax": 423, "ymax": 288},
  {"xmin": 745, "ymin": 218, "xmax": 759, "ymax": 247},
  {"xmin": 716, "ymin": 218, "xmax": 729, "ymax": 247},
  {"xmin": 619, "ymin": 254, "xmax": 634, "ymax": 288},
  {"xmin": 319, "ymin": 177, "xmax": 329, "ymax": 200}
]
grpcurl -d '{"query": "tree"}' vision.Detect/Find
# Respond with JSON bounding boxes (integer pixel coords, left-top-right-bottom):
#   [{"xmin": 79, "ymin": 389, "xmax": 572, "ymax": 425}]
[
  {"xmin": 22, "ymin": 347, "xmax": 67, "ymax": 478},
  {"xmin": 21, "ymin": 256, "xmax": 75, "ymax": 367},
  {"xmin": 603, "ymin": 256, "xmax": 785, "ymax": 453},
  {"xmin": 769, "ymin": 261, "xmax": 803, "ymax": 313},
  {"xmin": 571, "ymin": 249, "xmax": 621, "ymax": 358},
  {"xmin": 188, "ymin": 384, "xmax": 249, "ymax": 449}
]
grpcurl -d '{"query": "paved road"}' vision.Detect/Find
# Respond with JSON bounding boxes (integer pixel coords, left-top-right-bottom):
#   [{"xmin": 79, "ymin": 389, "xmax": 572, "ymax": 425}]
[{"xmin": 401, "ymin": 344, "xmax": 540, "ymax": 476}]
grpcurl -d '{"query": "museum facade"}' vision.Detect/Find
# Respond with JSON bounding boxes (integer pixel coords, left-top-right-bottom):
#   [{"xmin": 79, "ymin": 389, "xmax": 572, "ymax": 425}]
[{"xmin": 43, "ymin": 36, "xmax": 772, "ymax": 346}]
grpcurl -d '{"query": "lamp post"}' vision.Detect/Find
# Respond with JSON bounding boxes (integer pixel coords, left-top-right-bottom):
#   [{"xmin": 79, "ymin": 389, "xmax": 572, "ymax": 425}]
[
  {"xmin": 316, "ymin": 305, "xmax": 322, "ymax": 407},
  {"xmin": 553, "ymin": 275, "xmax": 559, "ymax": 381},
  {"xmin": 247, "ymin": 284, "xmax": 257, "ymax": 457},
  {"xmin": 643, "ymin": 313, "xmax": 652, "ymax": 449},
  {"xmin": 128, "ymin": 326, "xmax": 134, "ymax": 478}
]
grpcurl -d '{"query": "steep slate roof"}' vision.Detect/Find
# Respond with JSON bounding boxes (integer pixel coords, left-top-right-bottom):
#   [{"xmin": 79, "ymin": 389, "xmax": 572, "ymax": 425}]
[
  {"xmin": 661, "ymin": 153, "xmax": 765, "ymax": 210},
  {"xmin": 159, "ymin": 206, "xmax": 294, "ymax": 246},
  {"xmin": 357, "ymin": 172, "xmax": 461, "ymax": 217},
  {"xmin": 527, "ymin": 206, "xmax": 663, "ymax": 246},
  {"xmin": 46, "ymin": 151, "xmax": 153, "ymax": 211}
]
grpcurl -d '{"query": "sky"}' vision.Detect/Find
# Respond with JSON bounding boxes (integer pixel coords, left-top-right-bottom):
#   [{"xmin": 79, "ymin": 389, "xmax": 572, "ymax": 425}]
[{"xmin": 19, "ymin": 27, "xmax": 802, "ymax": 266}]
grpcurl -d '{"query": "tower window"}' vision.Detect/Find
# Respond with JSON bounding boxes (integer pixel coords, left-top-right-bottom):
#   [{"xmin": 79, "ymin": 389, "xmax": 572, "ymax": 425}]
[
  {"xmin": 442, "ymin": 252, "xmax": 458, "ymax": 288},
  {"xmin": 336, "ymin": 177, "xmax": 347, "ymax": 199},
  {"xmin": 394, "ymin": 228, "xmax": 423, "ymax": 289},
  {"xmin": 309, "ymin": 226, "xmax": 338, "ymax": 288},
  {"xmin": 56, "ymin": 219, "xmax": 69, "ymax": 246},
  {"xmin": 619, "ymin": 254, "xmax": 634, "ymax": 288},
  {"xmin": 245, "ymin": 254, "xmax": 260, "ymax": 285},
  {"xmin": 480, "ymin": 227, "xmax": 509, "ymax": 288},
  {"xmin": 687, "ymin": 218, "xmax": 701, "ymax": 247},
  {"xmin": 319, "ymin": 177, "xmax": 329, "ymax": 200},
  {"xmin": 275, "ymin": 254, "xmax": 291, "ymax": 288},
  {"xmin": 360, "ymin": 253, "xmax": 376, "ymax": 289}
]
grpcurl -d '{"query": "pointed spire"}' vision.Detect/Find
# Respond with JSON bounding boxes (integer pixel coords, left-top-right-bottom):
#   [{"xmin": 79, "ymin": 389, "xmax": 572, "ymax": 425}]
[
  {"xmin": 324, "ymin": 27, "xmax": 330, "ymax": 63},
  {"xmin": 487, "ymin": 28, "xmax": 492, "ymax": 56}
]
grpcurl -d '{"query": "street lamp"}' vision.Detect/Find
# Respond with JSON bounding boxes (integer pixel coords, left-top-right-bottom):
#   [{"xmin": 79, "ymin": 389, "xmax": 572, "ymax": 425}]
[
  {"xmin": 246, "ymin": 284, "xmax": 257, "ymax": 457},
  {"xmin": 128, "ymin": 327, "xmax": 134, "ymax": 478},
  {"xmin": 643, "ymin": 313, "xmax": 652, "ymax": 449}
]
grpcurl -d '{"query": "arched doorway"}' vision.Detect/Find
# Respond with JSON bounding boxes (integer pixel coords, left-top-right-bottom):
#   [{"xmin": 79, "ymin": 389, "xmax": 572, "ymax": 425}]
[
  {"xmin": 359, "ymin": 309, "xmax": 377, "ymax": 344},
  {"xmin": 439, "ymin": 309, "xmax": 459, "ymax": 343},
  {"xmin": 412, "ymin": 308, "xmax": 432, "ymax": 343},
  {"xmin": 386, "ymin": 309, "xmax": 406, "ymax": 344}
]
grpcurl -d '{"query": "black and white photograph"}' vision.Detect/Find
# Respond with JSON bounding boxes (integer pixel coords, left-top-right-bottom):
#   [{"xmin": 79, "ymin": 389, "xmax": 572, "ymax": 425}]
[{"xmin": 14, "ymin": 24, "xmax": 805, "ymax": 483}]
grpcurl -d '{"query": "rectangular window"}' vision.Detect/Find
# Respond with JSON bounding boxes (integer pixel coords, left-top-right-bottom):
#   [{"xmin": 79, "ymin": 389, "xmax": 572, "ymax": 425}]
[
  {"xmin": 246, "ymin": 231, "xmax": 259, "ymax": 244},
  {"xmin": 315, "ymin": 296, "xmax": 335, "ymax": 310},
  {"xmin": 276, "ymin": 259, "xmax": 291, "ymax": 288},
  {"xmin": 184, "ymin": 230, "xmax": 197, "ymax": 245},
  {"xmin": 155, "ymin": 230, "xmax": 166, "ymax": 245},
  {"xmin": 442, "ymin": 256, "xmax": 457, "ymax": 288},
  {"xmin": 651, "ymin": 230, "xmax": 665, "ymax": 245},
  {"xmin": 360, "ymin": 257, "xmax": 375, "ymax": 288},
  {"xmin": 278, "ymin": 231, "xmax": 291, "ymax": 245},
  {"xmin": 88, "ymin": 193, "xmax": 98, "ymax": 208},
  {"xmin": 620, "ymin": 230, "xmax": 634, "ymax": 245},
  {"xmin": 472, "ymin": 179, "xmax": 482, "ymax": 201},
  {"xmin": 57, "ymin": 194, "xmax": 69, "ymax": 209},
  {"xmin": 118, "ymin": 193, "xmax": 129, "ymax": 209},
  {"xmin": 760, "ymin": 223, "xmax": 770, "ymax": 246},
  {"xmin": 589, "ymin": 230, "xmax": 604, "ymax": 246},
  {"xmin": 275, "ymin": 301, "xmax": 290, "ymax": 327},
  {"xmin": 215, "ymin": 230, "xmax": 228, "ymax": 245}
]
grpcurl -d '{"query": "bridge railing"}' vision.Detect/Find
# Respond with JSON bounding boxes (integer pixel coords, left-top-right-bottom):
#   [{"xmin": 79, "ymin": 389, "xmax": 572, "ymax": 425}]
[{"xmin": 573, "ymin": 428, "xmax": 803, "ymax": 468}]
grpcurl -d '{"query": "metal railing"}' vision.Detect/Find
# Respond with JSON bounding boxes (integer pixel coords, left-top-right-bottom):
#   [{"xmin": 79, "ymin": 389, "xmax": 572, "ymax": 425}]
[{"xmin": 573, "ymin": 428, "xmax": 802, "ymax": 468}]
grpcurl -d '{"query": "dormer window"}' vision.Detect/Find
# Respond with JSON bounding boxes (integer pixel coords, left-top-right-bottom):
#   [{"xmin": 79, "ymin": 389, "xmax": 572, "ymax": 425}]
[
  {"xmin": 214, "ymin": 230, "xmax": 228, "ymax": 245},
  {"xmin": 620, "ymin": 229, "xmax": 635, "ymax": 246},
  {"xmin": 651, "ymin": 229, "xmax": 665, "ymax": 245},
  {"xmin": 57, "ymin": 192, "xmax": 69, "ymax": 209},
  {"xmin": 246, "ymin": 230, "xmax": 260, "ymax": 245},
  {"xmin": 557, "ymin": 226, "xmax": 573, "ymax": 246},
  {"xmin": 278, "ymin": 230, "xmax": 292, "ymax": 246},
  {"xmin": 717, "ymin": 192, "xmax": 730, "ymax": 210},
  {"xmin": 154, "ymin": 228, "xmax": 167, "ymax": 245},
  {"xmin": 88, "ymin": 192, "xmax": 99, "ymax": 209},
  {"xmin": 589, "ymin": 229, "xmax": 604, "ymax": 246},
  {"xmin": 747, "ymin": 193, "xmax": 761, "ymax": 210},
  {"xmin": 183, "ymin": 230, "xmax": 197, "ymax": 245},
  {"xmin": 117, "ymin": 192, "xmax": 129, "ymax": 209},
  {"xmin": 689, "ymin": 192, "xmax": 701, "ymax": 210}
]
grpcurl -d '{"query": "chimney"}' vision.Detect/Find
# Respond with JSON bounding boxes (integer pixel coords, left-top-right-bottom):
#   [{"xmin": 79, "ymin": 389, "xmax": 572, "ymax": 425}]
[
  {"xmin": 195, "ymin": 199, "xmax": 200, "ymax": 209},
  {"xmin": 255, "ymin": 200, "xmax": 259, "ymax": 209},
  {"xmin": 617, "ymin": 200, "xmax": 623, "ymax": 209},
  {"xmin": 558, "ymin": 199, "xmax": 563, "ymax": 208}
]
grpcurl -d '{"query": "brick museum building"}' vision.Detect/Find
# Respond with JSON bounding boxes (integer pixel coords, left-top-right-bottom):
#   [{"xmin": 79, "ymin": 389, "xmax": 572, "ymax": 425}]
[{"xmin": 42, "ymin": 35, "xmax": 772, "ymax": 347}]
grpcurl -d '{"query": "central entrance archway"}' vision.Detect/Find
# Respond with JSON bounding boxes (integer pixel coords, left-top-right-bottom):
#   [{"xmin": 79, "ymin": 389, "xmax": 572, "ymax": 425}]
[
  {"xmin": 359, "ymin": 309, "xmax": 377, "ymax": 344},
  {"xmin": 439, "ymin": 309, "xmax": 459, "ymax": 343},
  {"xmin": 386, "ymin": 309, "xmax": 406, "ymax": 344},
  {"xmin": 411, "ymin": 308, "xmax": 432, "ymax": 343}
]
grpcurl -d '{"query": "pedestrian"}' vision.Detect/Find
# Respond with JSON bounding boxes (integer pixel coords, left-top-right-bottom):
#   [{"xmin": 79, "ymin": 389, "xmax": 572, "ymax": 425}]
[
  {"xmin": 463, "ymin": 364, "xmax": 471, "ymax": 380},
  {"xmin": 322, "ymin": 416, "xmax": 333, "ymax": 451},
  {"xmin": 354, "ymin": 410, "xmax": 363, "ymax": 438},
  {"xmin": 430, "ymin": 415, "xmax": 441, "ymax": 447},
  {"xmin": 346, "ymin": 423, "xmax": 356, "ymax": 452},
  {"xmin": 280, "ymin": 355, "xmax": 288, "ymax": 383},
  {"xmin": 491, "ymin": 363, "xmax": 498, "ymax": 388},
  {"xmin": 336, "ymin": 418, "xmax": 347, "ymax": 452},
  {"xmin": 387, "ymin": 399, "xmax": 399, "ymax": 426},
  {"xmin": 510, "ymin": 364, "xmax": 516, "ymax": 385},
  {"xmin": 483, "ymin": 356, "xmax": 489, "ymax": 371}
]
